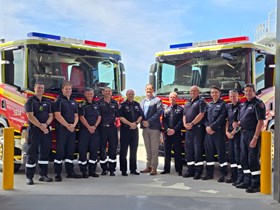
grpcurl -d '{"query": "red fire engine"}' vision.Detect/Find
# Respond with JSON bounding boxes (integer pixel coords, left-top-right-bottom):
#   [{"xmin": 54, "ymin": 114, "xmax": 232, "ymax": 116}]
[
  {"xmin": 0, "ymin": 32, "xmax": 126, "ymax": 171},
  {"xmin": 149, "ymin": 36, "xmax": 275, "ymax": 162}
]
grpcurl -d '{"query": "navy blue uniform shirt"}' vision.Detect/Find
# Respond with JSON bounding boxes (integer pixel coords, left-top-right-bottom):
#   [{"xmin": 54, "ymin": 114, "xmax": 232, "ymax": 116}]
[
  {"xmin": 25, "ymin": 96, "xmax": 52, "ymax": 125},
  {"xmin": 163, "ymin": 104, "xmax": 183, "ymax": 132},
  {"xmin": 78, "ymin": 100, "xmax": 100, "ymax": 128},
  {"xmin": 183, "ymin": 96, "xmax": 207, "ymax": 126},
  {"xmin": 98, "ymin": 98, "xmax": 119, "ymax": 126},
  {"xmin": 205, "ymin": 99, "xmax": 227, "ymax": 131},
  {"xmin": 119, "ymin": 100, "xmax": 143, "ymax": 127},
  {"xmin": 238, "ymin": 97, "xmax": 266, "ymax": 130},
  {"xmin": 53, "ymin": 95, "xmax": 78, "ymax": 124},
  {"xmin": 226, "ymin": 102, "xmax": 240, "ymax": 132}
]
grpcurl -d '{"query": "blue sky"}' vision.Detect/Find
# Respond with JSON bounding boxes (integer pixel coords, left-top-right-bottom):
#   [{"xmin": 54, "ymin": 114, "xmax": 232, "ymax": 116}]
[{"xmin": 0, "ymin": 0, "xmax": 276, "ymax": 95}]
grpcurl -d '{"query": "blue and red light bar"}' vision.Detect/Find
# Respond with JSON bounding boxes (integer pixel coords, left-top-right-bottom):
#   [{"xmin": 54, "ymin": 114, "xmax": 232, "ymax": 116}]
[
  {"xmin": 170, "ymin": 42, "xmax": 193, "ymax": 49},
  {"xmin": 27, "ymin": 32, "xmax": 107, "ymax": 47},
  {"xmin": 170, "ymin": 36, "xmax": 249, "ymax": 49},
  {"xmin": 217, "ymin": 36, "xmax": 249, "ymax": 44}
]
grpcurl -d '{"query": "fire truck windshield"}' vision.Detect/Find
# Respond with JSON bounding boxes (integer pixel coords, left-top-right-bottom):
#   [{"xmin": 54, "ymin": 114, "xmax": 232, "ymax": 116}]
[
  {"xmin": 27, "ymin": 44, "xmax": 121, "ymax": 94},
  {"xmin": 156, "ymin": 48, "xmax": 251, "ymax": 95}
]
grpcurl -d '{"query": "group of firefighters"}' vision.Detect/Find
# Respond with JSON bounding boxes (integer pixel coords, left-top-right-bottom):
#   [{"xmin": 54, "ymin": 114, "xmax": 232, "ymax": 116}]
[{"xmin": 24, "ymin": 81, "xmax": 265, "ymax": 194}]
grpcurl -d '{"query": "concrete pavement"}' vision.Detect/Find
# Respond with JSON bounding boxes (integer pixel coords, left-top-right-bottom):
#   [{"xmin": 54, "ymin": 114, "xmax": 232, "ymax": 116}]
[{"xmin": 0, "ymin": 138, "xmax": 279, "ymax": 210}]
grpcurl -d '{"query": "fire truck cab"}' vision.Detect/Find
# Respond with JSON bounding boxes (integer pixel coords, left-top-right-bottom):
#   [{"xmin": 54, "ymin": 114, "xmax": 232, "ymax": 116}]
[
  {"xmin": 149, "ymin": 36, "xmax": 275, "ymax": 161},
  {"xmin": 0, "ymin": 32, "xmax": 126, "ymax": 171}
]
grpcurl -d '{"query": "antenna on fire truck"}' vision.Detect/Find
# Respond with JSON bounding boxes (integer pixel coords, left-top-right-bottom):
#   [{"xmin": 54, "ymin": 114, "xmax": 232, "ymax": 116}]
[{"xmin": 255, "ymin": 8, "xmax": 277, "ymax": 49}]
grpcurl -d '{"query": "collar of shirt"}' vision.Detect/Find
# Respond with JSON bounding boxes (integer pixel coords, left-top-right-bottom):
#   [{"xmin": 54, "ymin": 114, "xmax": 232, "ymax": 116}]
[
  {"xmin": 232, "ymin": 101, "xmax": 240, "ymax": 108},
  {"xmin": 32, "ymin": 95, "xmax": 49, "ymax": 103},
  {"xmin": 59, "ymin": 95, "xmax": 72, "ymax": 101},
  {"xmin": 101, "ymin": 98, "xmax": 115, "ymax": 104},
  {"xmin": 145, "ymin": 96, "xmax": 155, "ymax": 102},
  {"xmin": 170, "ymin": 104, "xmax": 177, "ymax": 109},
  {"xmin": 246, "ymin": 97, "xmax": 257, "ymax": 103},
  {"xmin": 212, "ymin": 99, "xmax": 222, "ymax": 104},
  {"xmin": 84, "ymin": 100, "xmax": 96, "ymax": 105},
  {"xmin": 190, "ymin": 96, "xmax": 200, "ymax": 104},
  {"xmin": 126, "ymin": 100, "xmax": 134, "ymax": 105}
]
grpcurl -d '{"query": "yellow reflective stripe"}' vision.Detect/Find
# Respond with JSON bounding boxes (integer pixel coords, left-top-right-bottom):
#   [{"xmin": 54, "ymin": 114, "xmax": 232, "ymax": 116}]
[{"xmin": 0, "ymin": 87, "xmax": 26, "ymax": 106}]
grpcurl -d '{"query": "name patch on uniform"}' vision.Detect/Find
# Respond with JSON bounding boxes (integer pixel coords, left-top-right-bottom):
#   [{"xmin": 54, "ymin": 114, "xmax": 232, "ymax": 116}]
[
  {"xmin": 71, "ymin": 102, "xmax": 76, "ymax": 105},
  {"xmin": 42, "ymin": 104, "xmax": 47, "ymax": 106},
  {"xmin": 248, "ymin": 107, "xmax": 253, "ymax": 110},
  {"xmin": 216, "ymin": 105, "xmax": 221, "ymax": 108}
]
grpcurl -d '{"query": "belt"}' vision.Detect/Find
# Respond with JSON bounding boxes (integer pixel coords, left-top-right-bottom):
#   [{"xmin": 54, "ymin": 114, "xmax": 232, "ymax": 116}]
[
  {"xmin": 193, "ymin": 124, "xmax": 202, "ymax": 128},
  {"xmin": 101, "ymin": 124, "xmax": 114, "ymax": 127},
  {"xmin": 241, "ymin": 128, "xmax": 255, "ymax": 132},
  {"xmin": 121, "ymin": 124, "xmax": 131, "ymax": 128}
]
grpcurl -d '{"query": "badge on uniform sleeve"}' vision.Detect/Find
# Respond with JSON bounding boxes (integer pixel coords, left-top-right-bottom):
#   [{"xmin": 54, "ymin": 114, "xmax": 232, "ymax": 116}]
[{"xmin": 259, "ymin": 102, "xmax": 265, "ymax": 109}]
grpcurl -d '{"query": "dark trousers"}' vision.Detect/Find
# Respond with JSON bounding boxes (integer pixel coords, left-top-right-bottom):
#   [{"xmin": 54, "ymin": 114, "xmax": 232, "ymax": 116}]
[
  {"xmin": 240, "ymin": 130, "xmax": 260, "ymax": 187},
  {"xmin": 54, "ymin": 126, "xmax": 76, "ymax": 175},
  {"xmin": 99, "ymin": 126, "xmax": 118, "ymax": 172},
  {"xmin": 205, "ymin": 129, "xmax": 228, "ymax": 177},
  {"xmin": 119, "ymin": 127, "xmax": 139, "ymax": 173},
  {"xmin": 185, "ymin": 126, "xmax": 205, "ymax": 175},
  {"xmin": 78, "ymin": 128, "xmax": 100, "ymax": 174},
  {"xmin": 25, "ymin": 126, "xmax": 52, "ymax": 179},
  {"xmin": 227, "ymin": 132, "xmax": 243, "ymax": 181},
  {"xmin": 163, "ymin": 131, "xmax": 182, "ymax": 173}
]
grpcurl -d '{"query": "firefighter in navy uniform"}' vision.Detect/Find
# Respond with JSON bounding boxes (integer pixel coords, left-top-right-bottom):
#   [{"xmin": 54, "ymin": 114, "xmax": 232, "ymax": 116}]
[
  {"xmin": 202, "ymin": 86, "xmax": 228, "ymax": 182},
  {"xmin": 183, "ymin": 86, "xmax": 206, "ymax": 180},
  {"xmin": 78, "ymin": 87, "xmax": 101, "ymax": 178},
  {"xmin": 119, "ymin": 89, "xmax": 143, "ymax": 176},
  {"xmin": 25, "ymin": 82, "xmax": 53, "ymax": 185},
  {"xmin": 234, "ymin": 84, "xmax": 265, "ymax": 193},
  {"xmin": 225, "ymin": 90, "xmax": 243, "ymax": 185},
  {"xmin": 161, "ymin": 92, "xmax": 183, "ymax": 176},
  {"xmin": 53, "ymin": 82, "xmax": 82, "ymax": 181},
  {"xmin": 98, "ymin": 87, "xmax": 119, "ymax": 176}
]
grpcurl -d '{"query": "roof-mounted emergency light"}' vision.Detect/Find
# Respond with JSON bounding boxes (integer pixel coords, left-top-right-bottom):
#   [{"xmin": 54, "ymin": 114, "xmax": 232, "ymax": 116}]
[
  {"xmin": 27, "ymin": 32, "xmax": 107, "ymax": 47},
  {"xmin": 170, "ymin": 36, "xmax": 249, "ymax": 49}
]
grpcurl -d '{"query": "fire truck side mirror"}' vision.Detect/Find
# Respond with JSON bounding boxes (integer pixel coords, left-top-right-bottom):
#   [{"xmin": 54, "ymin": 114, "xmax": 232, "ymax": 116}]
[
  {"xmin": 149, "ymin": 63, "xmax": 157, "ymax": 88},
  {"xmin": 119, "ymin": 61, "xmax": 126, "ymax": 91}
]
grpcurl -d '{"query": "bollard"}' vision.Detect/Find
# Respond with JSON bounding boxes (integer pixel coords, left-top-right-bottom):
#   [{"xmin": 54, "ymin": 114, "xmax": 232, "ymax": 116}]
[
  {"xmin": 2, "ymin": 127, "xmax": 14, "ymax": 190},
  {"xmin": 260, "ymin": 131, "xmax": 271, "ymax": 194}
]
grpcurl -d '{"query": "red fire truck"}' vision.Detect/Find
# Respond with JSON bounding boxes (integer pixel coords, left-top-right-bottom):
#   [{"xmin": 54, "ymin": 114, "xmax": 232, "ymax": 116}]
[
  {"xmin": 149, "ymin": 36, "xmax": 275, "ymax": 162},
  {"xmin": 0, "ymin": 32, "xmax": 126, "ymax": 171}
]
